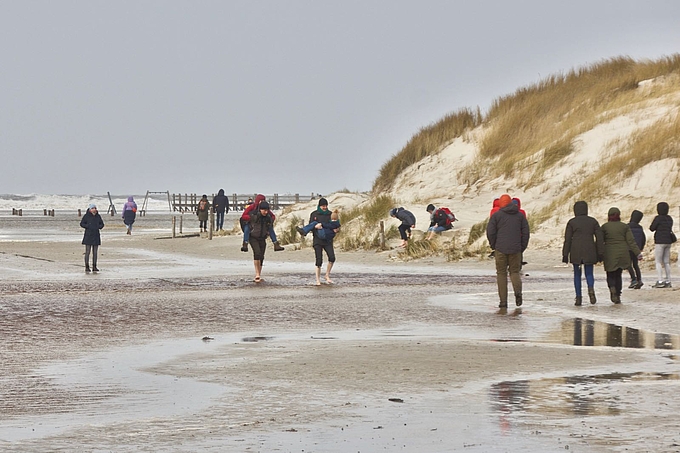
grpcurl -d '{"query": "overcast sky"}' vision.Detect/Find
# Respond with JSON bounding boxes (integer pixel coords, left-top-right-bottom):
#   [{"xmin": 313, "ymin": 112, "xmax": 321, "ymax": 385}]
[{"xmin": 1, "ymin": 1, "xmax": 679, "ymax": 196}]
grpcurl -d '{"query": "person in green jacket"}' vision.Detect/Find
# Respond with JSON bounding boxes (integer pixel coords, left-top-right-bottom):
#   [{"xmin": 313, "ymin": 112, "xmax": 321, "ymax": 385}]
[{"xmin": 601, "ymin": 207, "xmax": 642, "ymax": 304}]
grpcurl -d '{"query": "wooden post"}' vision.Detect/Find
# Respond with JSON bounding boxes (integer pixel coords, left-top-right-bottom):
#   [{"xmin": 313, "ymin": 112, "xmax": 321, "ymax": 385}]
[
  {"xmin": 43, "ymin": 209, "xmax": 47, "ymax": 216},
  {"xmin": 50, "ymin": 209, "xmax": 55, "ymax": 217},
  {"xmin": 209, "ymin": 211, "xmax": 214, "ymax": 240},
  {"xmin": 78, "ymin": 209, "xmax": 81, "ymax": 217},
  {"xmin": 18, "ymin": 209, "xmax": 22, "ymax": 217},
  {"xmin": 179, "ymin": 214, "xmax": 183, "ymax": 234},
  {"xmin": 295, "ymin": 193, "xmax": 300, "ymax": 203},
  {"xmin": 380, "ymin": 221, "xmax": 385, "ymax": 249},
  {"xmin": 172, "ymin": 216, "xmax": 176, "ymax": 238}
]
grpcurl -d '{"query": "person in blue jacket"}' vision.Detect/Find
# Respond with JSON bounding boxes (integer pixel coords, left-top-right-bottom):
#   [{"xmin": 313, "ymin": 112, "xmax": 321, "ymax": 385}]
[{"xmin": 390, "ymin": 207, "xmax": 416, "ymax": 248}]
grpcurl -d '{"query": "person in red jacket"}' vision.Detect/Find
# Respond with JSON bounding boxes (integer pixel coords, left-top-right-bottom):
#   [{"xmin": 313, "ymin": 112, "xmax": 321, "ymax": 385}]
[{"xmin": 240, "ymin": 194, "xmax": 284, "ymax": 252}]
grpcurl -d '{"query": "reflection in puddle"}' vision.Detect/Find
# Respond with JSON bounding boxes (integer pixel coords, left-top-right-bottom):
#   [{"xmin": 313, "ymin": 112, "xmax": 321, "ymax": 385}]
[
  {"xmin": 552, "ymin": 318, "xmax": 680, "ymax": 350},
  {"xmin": 490, "ymin": 371, "xmax": 680, "ymax": 426}
]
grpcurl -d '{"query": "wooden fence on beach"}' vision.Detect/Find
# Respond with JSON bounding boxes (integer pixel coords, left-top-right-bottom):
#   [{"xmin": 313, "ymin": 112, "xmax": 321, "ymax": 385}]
[{"xmin": 171, "ymin": 193, "xmax": 319, "ymax": 213}]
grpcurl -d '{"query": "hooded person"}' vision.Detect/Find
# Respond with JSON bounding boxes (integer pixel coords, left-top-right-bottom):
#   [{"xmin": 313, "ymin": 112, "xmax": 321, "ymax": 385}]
[
  {"xmin": 486, "ymin": 194, "xmax": 530, "ymax": 309},
  {"xmin": 309, "ymin": 197, "xmax": 337, "ymax": 285},
  {"xmin": 80, "ymin": 203, "xmax": 105, "ymax": 272},
  {"xmin": 239, "ymin": 194, "xmax": 283, "ymax": 252},
  {"xmin": 562, "ymin": 201, "xmax": 604, "ymax": 305},
  {"xmin": 248, "ymin": 200, "xmax": 275, "ymax": 282},
  {"xmin": 390, "ymin": 207, "xmax": 416, "ymax": 247},
  {"xmin": 121, "ymin": 196, "xmax": 137, "ymax": 235},
  {"xmin": 649, "ymin": 201, "xmax": 674, "ymax": 288},
  {"xmin": 626, "ymin": 210, "xmax": 646, "ymax": 289},
  {"xmin": 601, "ymin": 207, "xmax": 642, "ymax": 303},
  {"xmin": 212, "ymin": 189, "xmax": 230, "ymax": 231}
]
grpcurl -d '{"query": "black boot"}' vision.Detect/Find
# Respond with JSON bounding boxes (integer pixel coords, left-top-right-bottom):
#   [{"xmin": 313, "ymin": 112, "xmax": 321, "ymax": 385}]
[
  {"xmin": 241, "ymin": 242, "xmax": 249, "ymax": 252},
  {"xmin": 588, "ymin": 287, "xmax": 597, "ymax": 304},
  {"xmin": 574, "ymin": 296, "xmax": 582, "ymax": 306},
  {"xmin": 85, "ymin": 265, "xmax": 91, "ymax": 273},
  {"xmin": 273, "ymin": 241, "xmax": 285, "ymax": 251}
]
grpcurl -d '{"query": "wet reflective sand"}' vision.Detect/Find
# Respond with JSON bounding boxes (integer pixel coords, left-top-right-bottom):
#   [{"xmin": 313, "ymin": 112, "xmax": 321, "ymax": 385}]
[{"xmin": 1, "ymin": 220, "xmax": 679, "ymax": 452}]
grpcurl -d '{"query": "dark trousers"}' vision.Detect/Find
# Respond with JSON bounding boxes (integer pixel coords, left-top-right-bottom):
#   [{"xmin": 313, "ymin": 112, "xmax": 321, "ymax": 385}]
[
  {"xmin": 627, "ymin": 251, "xmax": 641, "ymax": 282},
  {"xmin": 250, "ymin": 237, "xmax": 267, "ymax": 262},
  {"xmin": 314, "ymin": 243, "xmax": 336, "ymax": 267},
  {"xmin": 398, "ymin": 224, "xmax": 412, "ymax": 241},
  {"xmin": 606, "ymin": 269, "xmax": 623, "ymax": 295},
  {"xmin": 215, "ymin": 211, "xmax": 225, "ymax": 230},
  {"xmin": 84, "ymin": 244, "xmax": 98, "ymax": 267}
]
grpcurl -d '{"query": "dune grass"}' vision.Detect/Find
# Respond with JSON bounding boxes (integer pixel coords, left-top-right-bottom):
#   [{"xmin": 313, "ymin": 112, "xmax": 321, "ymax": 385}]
[{"xmin": 373, "ymin": 108, "xmax": 482, "ymax": 192}]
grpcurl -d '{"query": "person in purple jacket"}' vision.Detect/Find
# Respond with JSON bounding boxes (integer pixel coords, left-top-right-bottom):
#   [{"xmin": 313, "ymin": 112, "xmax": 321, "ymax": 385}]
[{"xmin": 121, "ymin": 196, "xmax": 137, "ymax": 235}]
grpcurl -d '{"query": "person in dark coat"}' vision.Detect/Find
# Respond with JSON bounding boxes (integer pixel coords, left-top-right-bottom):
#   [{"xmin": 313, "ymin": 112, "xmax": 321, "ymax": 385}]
[
  {"xmin": 80, "ymin": 204, "xmax": 105, "ymax": 273},
  {"xmin": 239, "ymin": 194, "xmax": 284, "ymax": 252},
  {"xmin": 650, "ymin": 201, "xmax": 674, "ymax": 288},
  {"xmin": 425, "ymin": 205, "xmax": 454, "ymax": 240},
  {"xmin": 121, "ymin": 196, "xmax": 137, "ymax": 235},
  {"xmin": 601, "ymin": 207, "xmax": 642, "ymax": 304},
  {"xmin": 212, "ymin": 189, "xmax": 230, "ymax": 231},
  {"xmin": 390, "ymin": 207, "xmax": 416, "ymax": 248},
  {"xmin": 310, "ymin": 197, "xmax": 337, "ymax": 285},
  {"xmin": 486, "ymin": 194, "xmax": 530, "ymax": 309},
  {"xmin": 626, "ymin": 210, "xmax": 646, "ymax": 289},
  {"xmin": 562, "ymin": 201, "xmax": 604, "ymax": 306},
  {"xmin": 249, "ymin": 200, "xmax": 274, "ymax": 282}
]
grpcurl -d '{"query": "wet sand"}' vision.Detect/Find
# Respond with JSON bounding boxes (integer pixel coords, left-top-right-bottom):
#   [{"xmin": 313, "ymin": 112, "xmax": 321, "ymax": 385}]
[{"xmin": 1, "ymin": 218, "xmax": 679, "ymax": 452}]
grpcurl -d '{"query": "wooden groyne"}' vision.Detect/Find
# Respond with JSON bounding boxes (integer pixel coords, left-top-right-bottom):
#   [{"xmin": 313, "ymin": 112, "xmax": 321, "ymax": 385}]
[{"xmin": 171, "ymin": 193, "xmax": 319, "ymax": 213}]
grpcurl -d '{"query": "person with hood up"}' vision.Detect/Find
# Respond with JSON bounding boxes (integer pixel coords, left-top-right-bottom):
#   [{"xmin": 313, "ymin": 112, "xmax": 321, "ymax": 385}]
[
  {"xmin": 196, "ymin": 195, "xmax": 211, "ymax": 233},
  {"xmin": 309, "ymin": 197, "xmax": 337, "ymax": 285},
  {"xmin": 562, "ymin": 201, "xmax": 604, "ymax": 306},
  {"xmin": 249, "ymin": 200, "xmax": 275, "ymax": 283},
  {"xmin": 80, "ymin": 204, "xmax": 105, "ymax": 273},
  {"xmin": 601, "ymin": 207, "xmax": 642, "ymax": 304},
  {"xmin": 212, "ymin": 189, "xmax": 230, "ymax": 231},
  {"xmin": 239, "ymin": 194, "xmax": 284, "ymax": 252},
  {"xmin": 627, "ymin": 210, "xmax": 646, "ymax": 289},
  {"xmin": 486, "ymin": 194, "xmax": 530, "ymax": 309},
  {"xmin": 390, "ymin": 207, "xmax": 416, "ymax": 247},
  {"xmin": 121, "ymin": 196, "xmax": 137, "ymax": 235},
  {"xmin": 649, "ymin": 201, "xmax": 674, "ymax": 288}
]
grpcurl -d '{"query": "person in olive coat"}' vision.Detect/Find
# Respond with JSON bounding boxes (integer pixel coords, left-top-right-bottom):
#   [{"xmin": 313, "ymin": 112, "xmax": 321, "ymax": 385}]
[
  {"xmin": 649, "ymin": 201, "xmax": 674, "ymax": 288},
  {"xmin": 562, "ymin": 201, "xmax": 604, "ymax": 305},
  {"xmin": 196, "ymin": 195, "xmax": 211, "ymax": 233},
  {"xmin": 80, "ymin": 204, "xmax": 105, "ymax": 273},
  {"xmin": 601, "ymin": 207, "xmax": 642, "ymax": 304}
]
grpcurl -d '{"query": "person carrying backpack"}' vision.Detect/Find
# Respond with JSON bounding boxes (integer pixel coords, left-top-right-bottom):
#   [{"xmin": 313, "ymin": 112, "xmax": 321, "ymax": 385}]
[{"xmin": 426, "ymin": 204, "xmax": 456, "ymax": 240}]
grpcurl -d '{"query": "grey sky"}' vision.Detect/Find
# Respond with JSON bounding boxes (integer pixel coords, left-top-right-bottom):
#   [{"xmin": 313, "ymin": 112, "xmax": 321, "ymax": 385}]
[{"xmin": 1, "ymin": 1, "xmax": 679, "ymax": 196}]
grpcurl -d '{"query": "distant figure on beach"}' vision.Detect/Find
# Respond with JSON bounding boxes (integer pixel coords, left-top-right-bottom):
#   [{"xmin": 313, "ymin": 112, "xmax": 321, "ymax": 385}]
[
  {"xmin": 248, "ymin": 201, "xmax": 275, "ymax": 283},
  {"xmin": 649, "ymin": 201, "xmax": 674, "ymax": 288},
  {"xmin": 239, "ymin": 194, "xmax": 284, "ymax": 252},
  {"xmin": 121, "ymin": 196, "xmax": 137, "ymax": 235},
  {"xmin": 309, "ymin": 197, "xmax": 337, "ymax": 285},
  {"xmin": 562, "ymin": 201, "xmax": 604, "ymax": 306},
  {"xmin": 80, "ymin": 204, "xmax": 104, "ymax": 273},
  {"xmin": 601, "ymin": 207, "xmax": 642, "ymax": 304},
  {"xmin": 212, "ymin": 189, "xmax": 230, "ymax": 231},
  {"xmin": 196, "ymin": 195, "xmax": 210, "ymax": 233},
  {"xmin": 390, "ymin": 207, "xmax": 416, "ymax": 247},
  {"xmin": 626, "ymin": 210, "xmax": 646, "ymax": 289},
  {"xmin": 297, "ymin": 209, "xmax": 340, "ymax": 241},
  {"xmin": 426, "ymin": 204, "xmax": 455, "ymax": 240},
  {"xmin": 486, "ymin": 194, "xmax": 530, "ymax": 309}
]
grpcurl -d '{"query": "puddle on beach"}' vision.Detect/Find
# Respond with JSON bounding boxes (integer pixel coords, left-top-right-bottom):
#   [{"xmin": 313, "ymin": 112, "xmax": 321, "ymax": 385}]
[{"xmin": 548, "ymin": 318, "xmax": 680, "ymax": 350}]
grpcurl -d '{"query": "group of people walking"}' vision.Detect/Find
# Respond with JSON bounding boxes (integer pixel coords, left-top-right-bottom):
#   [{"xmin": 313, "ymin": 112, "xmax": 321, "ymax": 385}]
[{"xmin": 563, "ymin": 201, "xmax": 674, "ymax": 306}]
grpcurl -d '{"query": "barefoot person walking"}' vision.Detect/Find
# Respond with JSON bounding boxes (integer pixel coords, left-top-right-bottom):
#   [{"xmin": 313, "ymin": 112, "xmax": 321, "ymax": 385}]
[
  {"xmin": 248, "ymin": 201, "xmax": 275, "ymax": 283},
  {"xmin": 309, "ymin": 198, "xmax": 338, "ymax": 285},
  {"xmin": 80, "ymin": 204, "xmax": 104, "ymax": 273}
]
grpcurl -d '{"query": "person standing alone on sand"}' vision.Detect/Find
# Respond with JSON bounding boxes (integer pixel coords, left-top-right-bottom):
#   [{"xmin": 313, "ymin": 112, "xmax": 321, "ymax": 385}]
[
  {"xmin": 80, "ymin": 204, "xmax": 104, "ymax": 273},
  {"xmin": 650, "ymin": 201, "xmax": 674, "ymax": 288},
  {"xmin": 212, "ymin": 189, "xmax": 230, "ymax": 231},
  {"xmin": 121, "ymin": 196, "xmax": 137, "ymax": 235},
  {"xmin": 486, "ymin": 194, "xmax": 530, "ymax": 309},
  {"xmin": 310, "ymin": 198, "xmax": 337, "ymax": 285},
  {"xmin": 601, "ymin": 207, "xmax": 642, "ymax": 304},
  {"xmin": 249, "ymin": 201, "xmax": 274, "ymax": 283},
  {"xmin": 562, "ymin": 200, "xmax": 604, "ymax": 306}
]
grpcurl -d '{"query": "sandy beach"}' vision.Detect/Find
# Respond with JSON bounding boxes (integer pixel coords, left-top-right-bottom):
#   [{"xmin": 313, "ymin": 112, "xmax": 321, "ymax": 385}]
[{"xmin": 1, "ymin": 214, "xmax": 679, "ymax": 452}]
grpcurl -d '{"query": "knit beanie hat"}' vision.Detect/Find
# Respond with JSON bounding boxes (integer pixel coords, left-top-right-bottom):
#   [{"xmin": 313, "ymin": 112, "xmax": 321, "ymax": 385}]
[
  {"xmin": 318, "ymin": 198, "xmax": 329, "ymax": 207},
  {"xmin": 88, "ymin": 204, "xmax": 97, "ymax": 210},
  {"xmin": 259, "ymin": 201, "xmax": 270, "ymax": 210}
]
